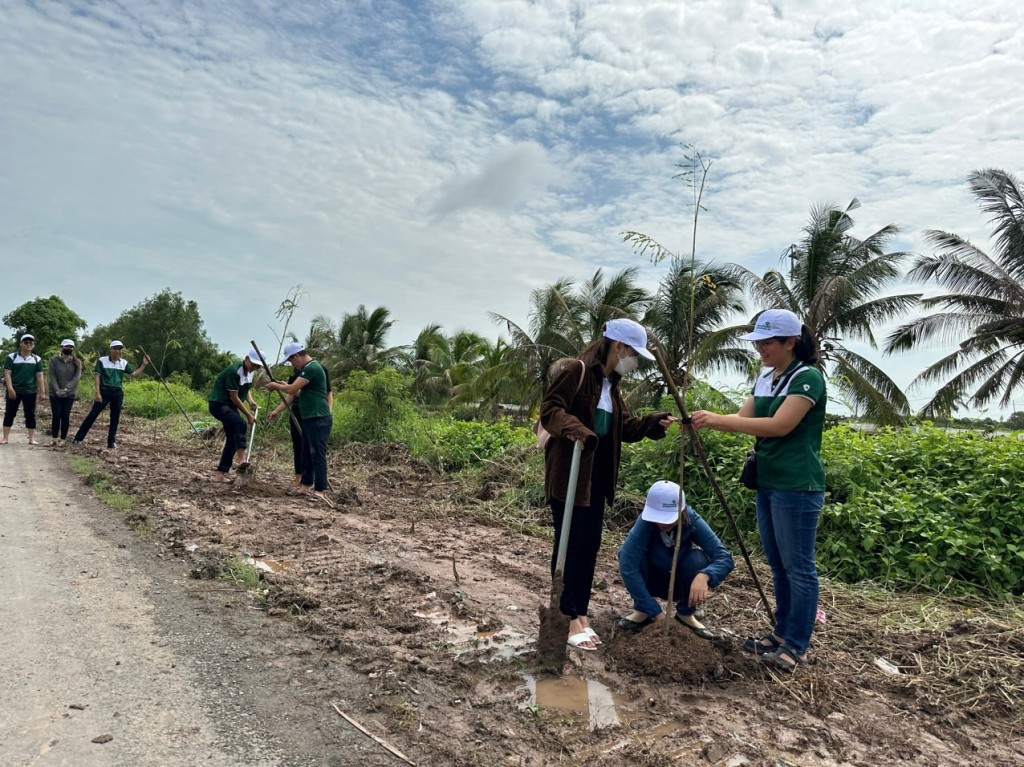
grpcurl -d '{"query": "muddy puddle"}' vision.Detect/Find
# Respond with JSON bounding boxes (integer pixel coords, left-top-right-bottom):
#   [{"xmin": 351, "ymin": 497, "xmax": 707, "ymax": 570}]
[{"xmin": 414, "ymin": 604, "xmax": 532, "ymax": 662}]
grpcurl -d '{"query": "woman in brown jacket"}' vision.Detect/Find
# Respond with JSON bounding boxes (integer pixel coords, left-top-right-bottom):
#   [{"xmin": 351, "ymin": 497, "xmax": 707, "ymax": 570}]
[{"xmin": 539, "ymin": 318, "xmax": 676, "ymax": 650}]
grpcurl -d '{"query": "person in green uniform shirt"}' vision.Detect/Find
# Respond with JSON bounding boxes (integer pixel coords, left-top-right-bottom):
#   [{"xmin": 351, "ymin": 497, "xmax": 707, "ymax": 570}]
[
  {"xmin": 207, "ymin": 350, "xmax": 261, "ymax": 482},
  {"xmin": 72, "ymin": 340, "xmax": 149, "ymax": 449},
  {"xmin": 3, "ymin": 334, "xmax": 45, "ymax": 445},
  {"xmin": 266, "ymin": 343, "xmax": 332, "ymax": 500},
  {"xmin": 692, "ymin": 309, "xmax": 825, "ymax": 673}
]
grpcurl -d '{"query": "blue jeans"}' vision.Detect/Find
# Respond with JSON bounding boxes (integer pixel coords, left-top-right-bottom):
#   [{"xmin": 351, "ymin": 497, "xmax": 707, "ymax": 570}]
[
  {"xmin": 300, "ymin": 415, "xmax": 332, "ymax": 491},
  {"xmin": 637, "ymin": 548, "xmax": 711, "ymax": 617},
  {"xmin": 756, "ymin": 489, "xmax": 823, "ymax": 655}
]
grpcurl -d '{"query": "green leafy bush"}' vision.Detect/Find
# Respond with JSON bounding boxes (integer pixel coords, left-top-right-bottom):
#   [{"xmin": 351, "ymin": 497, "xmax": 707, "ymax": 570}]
[
  {"xmin": 622, "ymin": 418, "xmax": 1024, "ymax": 595},
  {"xmin": 820, "ymin": 424, "xmax": 1024, "ymax": 594},
  {"xmin": 426, "ymin": 418, "xmax": 534, "ymax": 471},
  {"xmin": 121, "ymin": 379, "xmax": 208, "ymax": 418},
  {"xmin": 332, "ymin": 369, "xmax": 419, "ymax": 444}
]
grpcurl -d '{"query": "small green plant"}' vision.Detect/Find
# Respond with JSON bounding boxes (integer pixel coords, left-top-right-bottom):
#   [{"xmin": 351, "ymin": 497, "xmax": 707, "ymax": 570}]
[{"xmin": 221, "ymin": 557, "xmax": 261, "ymax": 589}]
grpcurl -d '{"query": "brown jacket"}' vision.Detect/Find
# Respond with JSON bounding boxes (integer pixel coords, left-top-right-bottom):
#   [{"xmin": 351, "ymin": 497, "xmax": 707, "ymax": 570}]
[{"xmin": 540, "ymin": 350, "xmax": 669, "ymax": 508}]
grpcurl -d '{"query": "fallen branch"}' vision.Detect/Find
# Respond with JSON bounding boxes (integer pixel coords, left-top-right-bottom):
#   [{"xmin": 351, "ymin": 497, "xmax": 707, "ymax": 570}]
[{"xmin": 332, "ymin": 703, "xmax": 416, "ymax": 766}]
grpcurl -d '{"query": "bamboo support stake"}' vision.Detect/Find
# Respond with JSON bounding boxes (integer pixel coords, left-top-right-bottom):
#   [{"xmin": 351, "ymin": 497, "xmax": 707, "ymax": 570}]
[
  {"xmin": 650, "ymin": 342, "xmax": 775, "ymax": 625},
  {"xmin": 332, "ymin": 703, "xmax": 416, "ymax": 766},
  {"xmin": 138, "ymin": 345, "xmax": 210, "ymax": 448}
]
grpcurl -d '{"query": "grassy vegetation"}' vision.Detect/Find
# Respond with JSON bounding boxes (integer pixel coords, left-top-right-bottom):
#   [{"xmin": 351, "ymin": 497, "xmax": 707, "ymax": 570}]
[
  {"xmin": 68, "ymin": 455, "xmax": 152, "ymax": 537},
  {"xmin": 221, "ymin": 556, "xmax": 261, "ymax": 589}
]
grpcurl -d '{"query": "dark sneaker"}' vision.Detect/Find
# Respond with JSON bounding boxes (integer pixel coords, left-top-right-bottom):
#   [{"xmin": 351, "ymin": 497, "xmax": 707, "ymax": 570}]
[{"xmin": 107, "ymin": 442, "xmax": 117, "ymax": 449}]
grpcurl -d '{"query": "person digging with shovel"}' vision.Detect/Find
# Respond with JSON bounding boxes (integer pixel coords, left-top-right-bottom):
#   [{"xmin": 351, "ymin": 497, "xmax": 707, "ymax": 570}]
[
  {"xmin": 617, "ymin": 480, "xmax": 734, "ymax": 639},
  {"xmin": 539, "ymin": 319, "xmax": 676, "ymax": 652},
  {"xmin": 265, "ymin": 343, "xmax": 332, "ymax": 502},
  {"xmin": 207, "ymin": 349, "xmax": 261, "ymax": 483}
]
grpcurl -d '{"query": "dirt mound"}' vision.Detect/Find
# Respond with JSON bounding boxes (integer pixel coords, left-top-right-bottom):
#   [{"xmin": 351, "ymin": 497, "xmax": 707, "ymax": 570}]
[{"xmin": 606, "ymin": 623, "xmax": 732, "ymax": 684}]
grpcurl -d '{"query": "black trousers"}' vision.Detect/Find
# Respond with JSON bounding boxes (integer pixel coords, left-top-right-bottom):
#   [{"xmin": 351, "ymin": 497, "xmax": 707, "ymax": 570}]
[
  {"xmin": 74, "ymin": 388, "xmax": 123, "ymax": 446},
  {"xmin": 49, "ymin": 396, "xmax": 75, "ymax": 439},
  {"xmin": 288, "ymin": 405, "xmax": 303, "ymax": 474},
  {"xmin": 3, "ymin": 392, "xmax": 37, "ymax": 429},
  {"xmin": 549, "ymin": 471, "xmax": 606, "ymax": 619},
  {"xmin": 300, "ymin": 415, "xmax": 332, "ymax": 491},
  {"xmin": 209, "ymin": 401, "xmax": 247, "ymax": 473}
]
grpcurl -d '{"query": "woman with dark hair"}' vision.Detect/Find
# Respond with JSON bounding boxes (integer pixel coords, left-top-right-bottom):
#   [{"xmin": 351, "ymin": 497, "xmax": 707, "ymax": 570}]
[
  {"xmin": 48, "ymin": 339, "xmax": 82, "ymax": 445},
  {"xmin": 692, "ymin": 309, "xmax": 825, "ymax": 672},
  {"xmin": 539, "ymin": 318, "xmax": 676, "ymax": 651}
]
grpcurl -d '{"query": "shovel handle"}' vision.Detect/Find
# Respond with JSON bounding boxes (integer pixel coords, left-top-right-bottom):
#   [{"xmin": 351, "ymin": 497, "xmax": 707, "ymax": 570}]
[
  {"xmin": 553, "ymin": 440, "xmax": 583, "ymax": 580},
  {"xmin": 245, "ymin": 406, "xmax": 259, "ymax": 462}
]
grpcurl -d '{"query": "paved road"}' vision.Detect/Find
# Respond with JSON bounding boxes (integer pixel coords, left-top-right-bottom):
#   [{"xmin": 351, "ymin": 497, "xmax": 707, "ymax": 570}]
[{"xmin": 0, "ymin": 443, "xmax": 382, "ymax": 767}]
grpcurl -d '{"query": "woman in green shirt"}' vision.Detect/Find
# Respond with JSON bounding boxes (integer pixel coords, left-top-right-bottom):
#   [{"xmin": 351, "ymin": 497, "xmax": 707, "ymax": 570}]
[{"xmin": 692, "ymin": 309, "xmax": 825, "ymax": 672}]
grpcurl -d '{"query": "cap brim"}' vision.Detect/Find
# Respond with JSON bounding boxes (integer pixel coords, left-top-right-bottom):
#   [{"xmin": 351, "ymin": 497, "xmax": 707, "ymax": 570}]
[
  {"xmin": 634, "ymin": 346, "xmax": 655, "ymax": 361},
  {"xmin": 738, "ymin": 330, "xmax": 774, "ymax": 341},
  {"xmin": 641, "ymin": 506, "xmax": 679, "ymax": 524}
]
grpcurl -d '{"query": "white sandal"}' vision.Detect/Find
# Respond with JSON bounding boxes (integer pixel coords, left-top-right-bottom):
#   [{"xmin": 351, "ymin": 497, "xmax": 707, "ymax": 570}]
[
  {"xmin": 584, "ymin": 627, "xmax": 603, "ymax": 646},
  {"xmin": 567, "ymin": 631, "xmax": 598, "ymax": 651}
]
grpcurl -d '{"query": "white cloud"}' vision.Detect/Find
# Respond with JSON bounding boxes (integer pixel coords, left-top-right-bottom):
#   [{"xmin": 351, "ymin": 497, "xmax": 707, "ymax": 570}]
[{"xmin": 1, "ymin": 0, "xmax": 1022, "ymax": 414}]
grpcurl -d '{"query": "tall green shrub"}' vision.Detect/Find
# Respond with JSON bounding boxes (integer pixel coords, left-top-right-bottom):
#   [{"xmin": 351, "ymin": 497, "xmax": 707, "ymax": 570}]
[{"xmin": 122, "ymin": 379, "xmax": 207, "ymax": 418}]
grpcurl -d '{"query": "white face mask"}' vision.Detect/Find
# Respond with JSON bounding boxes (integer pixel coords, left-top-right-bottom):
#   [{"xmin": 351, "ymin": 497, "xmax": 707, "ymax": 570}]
[{"xmin": 615, "ymin": 352, "xmax": 638, "ymax": 376}]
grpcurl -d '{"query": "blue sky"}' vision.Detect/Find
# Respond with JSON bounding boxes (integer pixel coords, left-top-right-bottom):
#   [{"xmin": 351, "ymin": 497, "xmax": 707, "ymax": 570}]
[{"xmin": 2, "ymin": 1, "xmax": 1023, "ymax": 414}]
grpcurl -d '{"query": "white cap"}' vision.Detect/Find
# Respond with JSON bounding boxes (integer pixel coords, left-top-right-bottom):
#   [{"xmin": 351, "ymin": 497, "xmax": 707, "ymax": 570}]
[
  {"xmin": 641, "ymin": 480, "xmax": 685, "ymax": 524},
  {"xmin": 60, "ymin": 339, "xmax": 76, "ymax": 348},
  {"xmin": 603, "ymin": 318, "xmax": 655, "ymax": 360},
  {"xmin": 278, "ymin": 342, "xmax": 305, "ymax": 365},
  {"xmin": 246, "ymin": 349, "xmax": 263, "ymax": 366},
  {"xmin": 20, "ymin": 333, "xmax": 35, "ymax": 342},
  {"xmin": 109, "ymin": 339, "xmax": 125, "ymax": 348},
  {"xmin": 739, "ymin": 309, "xmax": 802, "ymax": 341}
]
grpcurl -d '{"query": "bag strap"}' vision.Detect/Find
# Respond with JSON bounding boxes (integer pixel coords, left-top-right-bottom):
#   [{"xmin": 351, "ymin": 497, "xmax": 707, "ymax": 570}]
[
  {"xmin": 571, "ymin": 359, "xmax": 586, "ymax": 397},
  {"xmin": 754, "ymin": 363, "xmax": 807, "ymax": 447}
]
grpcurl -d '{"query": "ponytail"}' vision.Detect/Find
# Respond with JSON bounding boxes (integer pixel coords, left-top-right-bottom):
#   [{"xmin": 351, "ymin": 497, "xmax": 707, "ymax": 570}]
[{"xmin": 792, "ymin": 326, "xmax": 820, "ymax": 366}]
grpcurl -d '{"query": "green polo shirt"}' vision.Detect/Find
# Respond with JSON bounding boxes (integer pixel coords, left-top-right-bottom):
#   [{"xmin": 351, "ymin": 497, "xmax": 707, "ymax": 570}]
[
  {"xmin": 752, "ymin": 362, "xmax": 826, "ymax": 491},
  {"xmin": 208, "ymin": 362, "xmax": 254, "ymax": 404},
  {"xmin": 4, "ymin": 353, "xmax": 44, "ymax": 394},
  {"xmin": 95, "ymin": 356, "xmax": 135, "ymax": 389},
  {"xmin": 296, "ymin": 360, "xmax": 331, "ymax": 419}
]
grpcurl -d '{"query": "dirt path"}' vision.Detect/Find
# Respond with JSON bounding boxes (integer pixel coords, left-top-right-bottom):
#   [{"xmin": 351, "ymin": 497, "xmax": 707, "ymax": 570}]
[
  {"xmin": 0, "ymin": 442, "xmax": 396, "ymax": 767},
  {"xmin": 3, "ymin": 418, "xmax": 1022, "ymax": 767}
]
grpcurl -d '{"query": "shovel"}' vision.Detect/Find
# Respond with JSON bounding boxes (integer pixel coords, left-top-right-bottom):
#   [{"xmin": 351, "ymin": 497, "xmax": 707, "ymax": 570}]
[
  {"xmin": 536, "ymin": 439, "xmax": 583, "ymax": 672},
  {"xmin": 238, "ymin": 406, "xmax": 259, "ymax": 476}
]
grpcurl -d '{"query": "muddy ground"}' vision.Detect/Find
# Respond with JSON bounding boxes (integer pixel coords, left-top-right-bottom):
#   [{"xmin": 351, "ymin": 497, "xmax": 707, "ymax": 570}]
[{"xmin": 51, "ymin": 413, "xmax": 1024, "ymax": 766}]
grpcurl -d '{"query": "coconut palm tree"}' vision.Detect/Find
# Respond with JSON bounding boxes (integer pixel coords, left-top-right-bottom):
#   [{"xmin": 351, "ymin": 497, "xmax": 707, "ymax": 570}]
[
  {"xmin": 885, "ymin": 169, "xmax": 1024, "ymax": 416},
  {"xmin": 409, "ymin": 327, "xmax": 489, "ymax": 405},
  {"xmin": 455, "ymin": 338, "xmax": 528, "ymax": 419},
  {"xmin": 727, "ymin": 199, "xmax": 921, "ymax": 425},
  {"xmin": 641, "ymin": 257, "xmax": 749, "ymax": 390},
  {"xmin": 311, "ymin": 305, "xmax": 404, "ymax": 378},
  {"xmin": 491, "ymin": 269, "xmax": 651, "ymax": 411}
]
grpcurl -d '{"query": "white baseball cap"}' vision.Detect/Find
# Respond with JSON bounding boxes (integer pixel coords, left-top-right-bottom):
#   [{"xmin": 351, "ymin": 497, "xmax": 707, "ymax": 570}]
[
  {"xmin": 739, "ymin": 309, "xmax": 802, "ymax": 341},
  {"xmin": 603, "ymin": 318, "xmax": 655, "ymax": 360},
  {"xmin": 60, "ymin": 339, "xmax": 76, "ymax": 348},
  {"xmin": 641, "ymin": 480, "xmax": 685, "ymax": 524},
  {"xmin": 109, "ymin": 340, "xmax": 125, "ymax": 348},
  {"xmin": 20, "ymin": 333, "xmax": 35, "ymax": 342},
  {"xmin": 278, "ymin": 342, "xmax": 305, "ymax": 365},
  {"xmin": 246, "ymin": 349, "xmax": 263, "ymax": 366}
]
